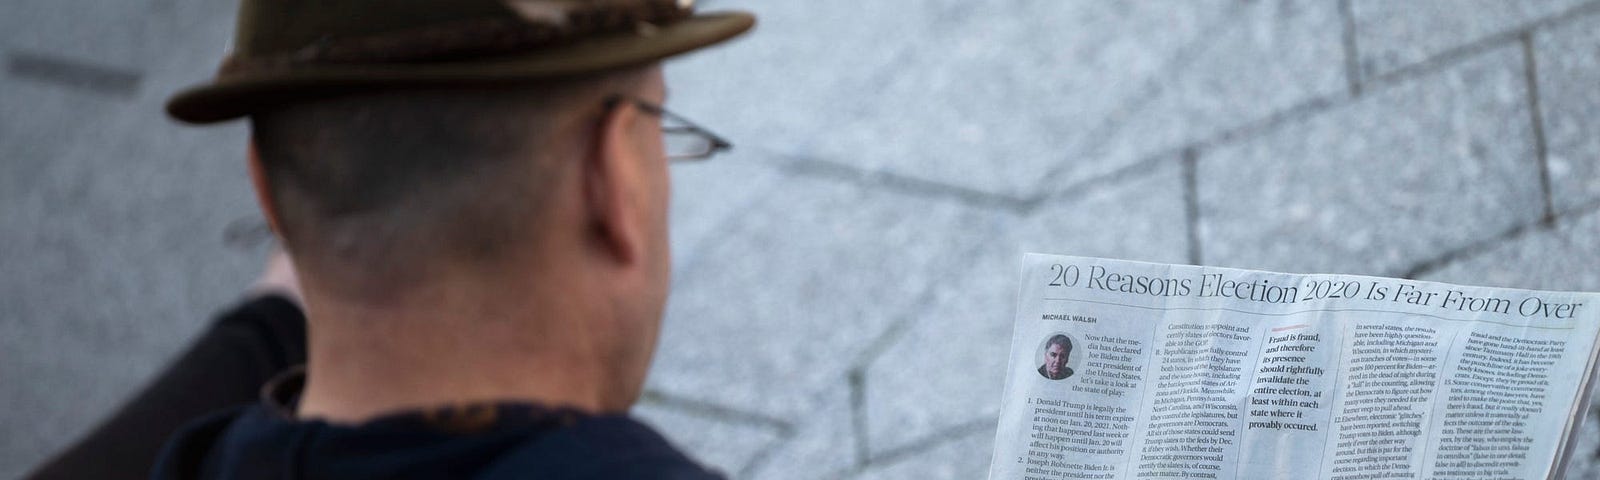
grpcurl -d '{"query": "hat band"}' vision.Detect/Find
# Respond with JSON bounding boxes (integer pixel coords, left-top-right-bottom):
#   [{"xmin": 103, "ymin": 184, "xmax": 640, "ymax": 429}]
[{"xmin": 219, "ymin": 0, "xmax": 690, "ymax": 77}]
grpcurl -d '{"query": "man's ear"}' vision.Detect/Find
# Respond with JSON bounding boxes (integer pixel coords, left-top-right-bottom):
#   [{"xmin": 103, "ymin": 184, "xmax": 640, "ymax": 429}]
[
  {"xmin": 247, "ymin": 140, "xmax": 285, "ymax": 236},
  {"xmin": 582, "ymin": 102, "xmax": 645, "ymax": 265}
]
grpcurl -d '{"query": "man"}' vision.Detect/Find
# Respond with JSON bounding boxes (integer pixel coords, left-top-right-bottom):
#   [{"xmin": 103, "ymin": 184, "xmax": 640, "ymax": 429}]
[
  {"xmin": 1038, "ymin": 334, "xmax": 1074, "ymax": 380},
  {"xmin": 27, "ymin": 0, "xmax": 753, "ymax": 478}
]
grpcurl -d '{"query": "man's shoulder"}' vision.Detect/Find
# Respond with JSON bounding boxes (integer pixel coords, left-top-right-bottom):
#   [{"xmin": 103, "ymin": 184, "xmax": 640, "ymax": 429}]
[
  {"xmin": 150, "ymin": 406, "xmax": 251, "ymax": 480},
  {"xmin": 153, "ymin": 402, "xmax": 724, "ymax": 480},
  {"xmin": 480, "ymin": 415, "xmax": 724, "ymax": 480}
]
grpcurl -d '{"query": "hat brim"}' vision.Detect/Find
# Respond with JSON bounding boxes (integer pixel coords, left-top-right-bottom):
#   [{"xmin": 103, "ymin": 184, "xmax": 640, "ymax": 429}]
[{"xmin": 166, "ymin": 12, "xmax": 754, "ymax": 124}]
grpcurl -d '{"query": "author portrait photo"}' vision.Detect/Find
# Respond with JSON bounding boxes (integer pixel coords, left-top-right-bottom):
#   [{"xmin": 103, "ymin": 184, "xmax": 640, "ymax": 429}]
[{"xmin": 1038, "ymin": 333, "xmax": 1075, "ymax": 380}]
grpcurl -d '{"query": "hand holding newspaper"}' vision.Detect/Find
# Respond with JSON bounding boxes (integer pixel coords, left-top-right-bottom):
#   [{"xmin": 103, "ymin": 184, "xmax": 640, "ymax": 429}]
[{"xmin": 989, "ymin": 254, "xmax": 1600, "ymax": 480}]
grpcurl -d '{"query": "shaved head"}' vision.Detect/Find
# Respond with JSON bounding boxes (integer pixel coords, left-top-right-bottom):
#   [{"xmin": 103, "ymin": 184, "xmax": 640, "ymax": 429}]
[{"xmin": 251, "ymin": 68, "xmax": 649, "ymax": 298}]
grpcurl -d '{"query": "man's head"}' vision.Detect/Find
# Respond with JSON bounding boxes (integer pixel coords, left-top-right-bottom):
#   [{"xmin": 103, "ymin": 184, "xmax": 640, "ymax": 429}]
[
  {"xmin": 1043, "ymin": 334, "xmax": 1072, "ymax": 379},
  {"xmin": 250, "ymin": 67, "xmax": 658, "ymax": 293},
  {"xmin": 247, "ymin": 65, "xmax": 674, "ymax": 408},
  {"xmin": 169, "ymin": 0, "xmax": 752, "ymax": 417}
]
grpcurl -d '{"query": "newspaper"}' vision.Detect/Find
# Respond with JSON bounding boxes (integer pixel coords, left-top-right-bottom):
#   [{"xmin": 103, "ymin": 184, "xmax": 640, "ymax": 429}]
[{"xmin": 989, "ymin": 254, "xmax": 1600, "ymax": 480}]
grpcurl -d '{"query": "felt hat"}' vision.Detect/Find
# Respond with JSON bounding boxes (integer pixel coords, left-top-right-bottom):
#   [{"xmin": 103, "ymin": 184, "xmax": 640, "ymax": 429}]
[{"xmin": 166, "ymin": 0, "xmax": 754, "ymax": 124}]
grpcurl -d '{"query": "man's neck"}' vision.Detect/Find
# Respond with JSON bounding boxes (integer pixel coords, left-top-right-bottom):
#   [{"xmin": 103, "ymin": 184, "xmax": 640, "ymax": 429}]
[{"xmin": 293, "ymin": 267, "xmax": 626, "ymax": 424}]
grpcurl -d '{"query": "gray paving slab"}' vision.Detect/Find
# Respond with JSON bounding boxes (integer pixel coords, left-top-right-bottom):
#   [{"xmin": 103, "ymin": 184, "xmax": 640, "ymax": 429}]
[
  {"xmin": 1419, "ymin": 207, "xmax": 1600, "ymax": 477},
  {"xmin": 797, "ymin": 1, "xmax": 1237, "ymax": 197},
  {"xmin": 1198, "ymin": 44, "xmax": 1544, "ymax": 277},
  {"xmin": 1569, "ymin": 411, "xmax": 1600, "ymax": 479},
  {"xmin": 1422, "ymin": 209, "xmax": 1600, "ymax": 292},
  {"xmin": 0, "ymin": 80, "xmax": 124, "ymax": 205},
  {"xmin": 2, "ymin": 0, "xmax": 236, "ymax": 79},
  {"xmin": 1, "ymin": 0, "xmax": 154, "ymax": 71},
  {"xmin": 631, "ymin": 398, "xmax": 787, "ymax": 477},
  {"xmin": 740, "ymin": 0, "xmax": 1347, "ymax": 199},
  {"xmin": 666, "ymin": 148, "xmax": 786, "ymax": 273},
  {"xmin": 659, "ymin": 0, "xmax": 935, "ymax": 158},
  {"xmin": 862, "ymin": 162, "xmax": 1189, "ymax": 457},
  {"xmin": 853, "ymin": 426, "xmax": 996, "ymax": 480},
  {"xmin": 1532, "ymin": 14, "xmax": 1600, "ymax": 214},
  {"xmin": 0, "ymin": 75, "xmax": 260, "ymax": 477},
  {"xmin": 1093, "ymin": 0, "xmax": 1346, "ymax": 178},
  {"xmin": 646, "ymin": 171, "xmax": 998, "ymax": 420},
  {"xmin": 1350, "ymin": 0, "xmax": 1592, "ymax": 81},
  {"xmin": 744, "ymin": 387, "xmax": 858, "ymax": 480},
  {"xmin": 2, "ymin": 2, "xmax": 257, "ymax": 471}
]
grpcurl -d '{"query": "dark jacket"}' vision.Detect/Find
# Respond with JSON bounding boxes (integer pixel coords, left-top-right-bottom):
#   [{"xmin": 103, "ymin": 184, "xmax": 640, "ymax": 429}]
[{"xmin": 151, "ymin": 369, "xmax": 723, "ymax": 480}]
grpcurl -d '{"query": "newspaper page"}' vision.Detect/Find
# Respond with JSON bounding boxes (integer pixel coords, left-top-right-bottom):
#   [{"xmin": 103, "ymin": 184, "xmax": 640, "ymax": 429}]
[{"xmin": 989, "ymin": 254, "xmax": 1600, "ymax": 480}]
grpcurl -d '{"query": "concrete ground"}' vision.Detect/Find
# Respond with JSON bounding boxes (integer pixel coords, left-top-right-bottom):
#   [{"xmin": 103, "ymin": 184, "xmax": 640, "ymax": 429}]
[{"xmin": 5, "ymin": 0, "xmax": 1600, "ymax": 478}]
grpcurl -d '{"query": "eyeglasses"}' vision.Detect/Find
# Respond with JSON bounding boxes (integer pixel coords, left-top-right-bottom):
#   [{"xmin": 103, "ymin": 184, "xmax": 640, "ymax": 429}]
[{"xmin": 606, "ymin": 96, "xmax": 732, "ymax": 161}]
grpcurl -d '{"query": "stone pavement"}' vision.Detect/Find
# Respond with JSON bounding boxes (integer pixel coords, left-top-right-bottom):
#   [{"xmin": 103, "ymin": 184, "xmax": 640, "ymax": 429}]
[{"xmin": 4, "ymin": 1, "xmax": 1600, "ymax": 478}]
